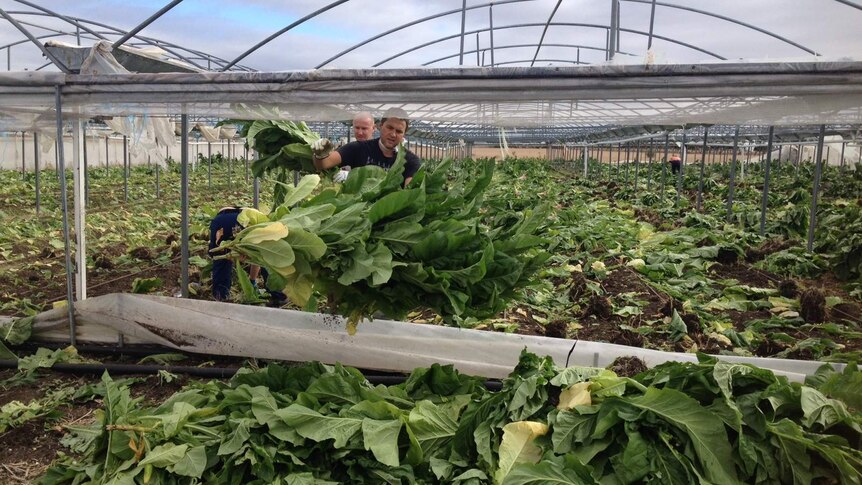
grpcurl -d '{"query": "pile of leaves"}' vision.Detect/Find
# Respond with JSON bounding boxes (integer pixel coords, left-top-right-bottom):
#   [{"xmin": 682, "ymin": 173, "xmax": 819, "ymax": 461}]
[
  {"xmin": 222, "ymin": 154, "xmax": 550, "ymax": 329},
  {"xmin": 242, "ymin": 120, "xmax": 321, "ymax": 208},
  {"xmin": 39, "ymin": 351, "xmax": 862, "ymax": 484}
]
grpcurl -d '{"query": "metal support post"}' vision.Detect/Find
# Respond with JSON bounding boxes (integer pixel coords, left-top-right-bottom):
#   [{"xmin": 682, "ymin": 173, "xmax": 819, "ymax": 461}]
[
  {"xmin": 840, "ymin": 142, "xmax": 846, "ymax": 172},
  {"xmin": 634, "ymin": 140, "xmax": 640, "ymax": 193},
  {"xmin": 759, "ymin": 126, "xmax": 774, "ymax": 236},
  {"xmin": 660, "ymin": 134, "xmax": 669, "ymax": 200},
  {"xmin": 245, "ymin": 144, "xmax": 249, "ymax": 183},
  {"xmin": 55, "ymin": 87, "xmax": 76, "ymax": 345},
  {"xmin": 34, "ymin": 132, "xmax": 40, "ymax": 213},
  {"xmin": 21, "ymin": 131, "xmax": 26, "ymax": 179},
  {"xmin": 82, "ymin": 128, "xmax": 89, "ymax": 206},
  {"xmin": 624, "ymin": 143, "xmax": 631, "ymax": 184},
  {"xmin": 583, "ymin": 145, "xmax": 588, "ymax": 177},
  {"xmin": 123, "ymin": 135, "xmax": 128, "ymax": 202},
  {"xmin": 727, "ymin": 126, "xmax": 741, "ymax": 223},
  {"xmin": 227, "ymin": 141, "xmax": 232, "ymax": 191},
  {"xmin": 697, "ymin": 127, "xmax": 708, "ymax": 211},
  {"xmin": 253, "ymin": 151, "xmax": 260, "ymax": 208},
  {"xmin": 676, "ymin": 129, "xmax": 686, "ymax": 207},
  {"xmin": 72, "ymin": 120, "xmax": 87, "ymax": 300},
  {"xmin": 807, "ymin": 125, "xmax": 826, "ymax": 252},
  {"xmin": 180, "ymin": 115, "xmax": 190, "ymax": 298},
  {"xmin": 647, "ymin": 139, "xmax": 653, "ymax": 191},
  {"xmin": 207, "ymin": 142, "xmax": 212, "ymax": 189}
]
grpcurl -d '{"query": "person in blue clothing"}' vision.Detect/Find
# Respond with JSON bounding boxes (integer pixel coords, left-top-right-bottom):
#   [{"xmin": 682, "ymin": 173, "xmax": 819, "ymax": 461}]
[
  {"xmin": 208, "ymin": 206, "xmax": 250, "ymax": 301},
  {"xmin": 209, "ymin": 206, "xmax": 285, "ymax": 303}
]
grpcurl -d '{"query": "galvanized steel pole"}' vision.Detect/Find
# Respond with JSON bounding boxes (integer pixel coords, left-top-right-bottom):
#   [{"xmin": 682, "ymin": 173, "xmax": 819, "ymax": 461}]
[
  {"xmin": 123, "ymin": 135, "xmax": 128, "ymax": 203},
  {"xmin": 727, "ymin": 126, "xmax": 741, "ymax": 223},
  {"xmin": 634, "ymin": 140, "xmax": 640, "ymax": 193},
  {"xmin": 55, "ymin": 86, "xmax": 76, "ymax": 345},
  {"xmin": 676, "ymin": 129, "xmax": 686, "ymax": 207},
  {"xmin": 660, "ymin": 134, "xmax": 669, "ymax": 201},
  {"xmin": 21, "ymin": 131, "xmax": 25, "ymax": 179},
  {"xmin": 759, "ymin": 126, "xmax": 774, "ymax": 236},
  {"xmin": 697, "ymin": 127, "xmax": 708, "ymax": 211},
  {"xmin": 82, "ymin": 127, "xmax": 89, "ymax": 206},
  {"xmin": 807, "ymin": 125, "xmax": 826, "ymax": 252},
  {"xmin": 34, "ymin": 132, "xmax": 40, "ymax": 213},
  {"xmin": 180, "ymin": 114, "xmax": 190, "ymax": 298},
  {"xmin": 207, "ymin": 141, "xmax": 212, "ymax": 189}
]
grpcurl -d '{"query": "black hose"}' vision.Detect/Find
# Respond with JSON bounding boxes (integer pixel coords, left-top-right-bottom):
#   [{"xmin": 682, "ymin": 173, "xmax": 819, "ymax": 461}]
[{"xmin": 0, "ymin": 359, "xmax": 503, "ymax": 390}]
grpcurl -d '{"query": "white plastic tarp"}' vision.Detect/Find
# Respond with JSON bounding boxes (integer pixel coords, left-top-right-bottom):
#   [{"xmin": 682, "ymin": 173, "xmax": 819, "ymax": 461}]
[{"xmin": 29, "ymin": 293, "xmax": 842, "ymax": 382}]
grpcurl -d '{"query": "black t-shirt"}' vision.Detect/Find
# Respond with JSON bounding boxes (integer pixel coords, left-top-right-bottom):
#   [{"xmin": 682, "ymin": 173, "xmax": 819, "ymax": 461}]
[{"xmin": 336, "ymin": 138, "xmax": 421, "ymax": 179}]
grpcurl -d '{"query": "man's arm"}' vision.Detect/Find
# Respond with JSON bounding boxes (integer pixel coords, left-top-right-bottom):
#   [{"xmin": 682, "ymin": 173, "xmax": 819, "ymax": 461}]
[{"xmin": 313, "ymin": 150, "xmax": 342, "ymax": 171}]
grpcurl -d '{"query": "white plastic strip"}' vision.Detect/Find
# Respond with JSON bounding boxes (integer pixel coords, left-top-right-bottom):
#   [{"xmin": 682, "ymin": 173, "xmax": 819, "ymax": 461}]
[{"xmin": 28, "ymin": 294, "xmax": 842, "ymax": 382}]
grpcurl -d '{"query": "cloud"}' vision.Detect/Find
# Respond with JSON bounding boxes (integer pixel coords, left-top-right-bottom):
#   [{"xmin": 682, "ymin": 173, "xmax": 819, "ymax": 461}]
[{"xmin": 1, "ymin": 0, "xmax": 860, "ymax": 72}]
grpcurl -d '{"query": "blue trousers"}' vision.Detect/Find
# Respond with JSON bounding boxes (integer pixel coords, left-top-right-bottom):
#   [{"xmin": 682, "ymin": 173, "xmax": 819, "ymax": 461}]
[{"xmin": 209, "ymin": 209, "xmax": 242, "ymax": 300}]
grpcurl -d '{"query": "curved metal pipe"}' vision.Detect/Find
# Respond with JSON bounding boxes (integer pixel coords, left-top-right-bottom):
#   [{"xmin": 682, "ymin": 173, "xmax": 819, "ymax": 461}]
[
  {"xmin": 221, "ymin": 0, "xmax": 350, "ymax": 71},
  {"xmin": 112, "ymin": 0, "xmax": 184, "ymax": 49},
  {"xmin": 621, "ymin": 0, "xmax": 819, "ymax": 55},
  {"xmin": 493, "ymin": 58, "xmax": 590, "ymax": 66},
  {"xmin": 316, "ymin": 0, "xmax": 533, "ymax": 68},
  {"xmin": 531, "ymin": 0, "xmax": 563, "ymax": 67},
  {"xmin": 4, "ymin": 10, "xmax": 246, "ymax": 71},
  {"xmin": 374, "ymin": 22, "xmax": 724, "ymax": 67},
  {"xmin": 422, "ymin": 43, "xmax": 637, "ymax": 66},
  {"xmin": 11, "ymin": 0, "xmax": 106, "ymax": 40},
  {"xmin": 0, "ymin": 7, "xmax": 70, "ymax": 72}
]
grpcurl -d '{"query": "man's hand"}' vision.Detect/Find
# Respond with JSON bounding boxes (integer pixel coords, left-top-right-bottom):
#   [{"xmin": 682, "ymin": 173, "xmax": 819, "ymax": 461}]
[
  {"xmin": 333, "ymin": 169, "xmax": 350, "ymax": 183},
  {"xmin": 311, "ymin": 138, "xmax": 333, "ymax": 161}
]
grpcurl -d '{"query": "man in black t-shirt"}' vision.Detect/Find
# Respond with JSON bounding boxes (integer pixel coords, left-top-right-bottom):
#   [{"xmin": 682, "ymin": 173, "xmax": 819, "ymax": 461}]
[{"xmin": 312, "ymin": 108, "xmax": 421, "ymax": 184}]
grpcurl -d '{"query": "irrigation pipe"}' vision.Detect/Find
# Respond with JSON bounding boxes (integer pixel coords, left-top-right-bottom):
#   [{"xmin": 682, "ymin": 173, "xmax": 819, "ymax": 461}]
[{"xmin": 0, "ymin": 359, "xmax": 503, "ymax": 390}]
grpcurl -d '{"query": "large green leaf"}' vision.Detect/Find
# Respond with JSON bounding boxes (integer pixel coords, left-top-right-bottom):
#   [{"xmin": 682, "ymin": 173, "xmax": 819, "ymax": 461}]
[
  {"xmin": 362, "ymin": 418, "xmax": 403, "ymax": 467},
  {"xmin": 276, "ymin": 404, "xmax": 362, "ymax": 448},
  {"xmin": 367, "ymin": 186, "xmax": 425, "ymax": 224},
  {"xmin": 286, "ymin": 228, "xmax": 328, "ymax": 260},
  {"xmin": 138, "ymin": 442, "xmax": 188, "ymax": 467},
  {"xmin": 283, "ymin": 174, "xmax": 321, "ymax": 207},
  {"xmin": 622, "ymin": 387, "xmax": 739, "ymax": 485}
]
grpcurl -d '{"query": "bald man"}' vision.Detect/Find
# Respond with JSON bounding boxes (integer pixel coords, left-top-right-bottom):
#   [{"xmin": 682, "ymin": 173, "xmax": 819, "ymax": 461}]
[{"xmin": 352, "ymin": 112, "xmax": 376, "ymax": 141}]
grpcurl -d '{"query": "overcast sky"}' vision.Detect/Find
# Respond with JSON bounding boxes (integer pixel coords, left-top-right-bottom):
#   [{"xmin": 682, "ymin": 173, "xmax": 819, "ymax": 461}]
[{"xmin": 2, "ymin": 0, "xmax": 862, "ymax": 72}]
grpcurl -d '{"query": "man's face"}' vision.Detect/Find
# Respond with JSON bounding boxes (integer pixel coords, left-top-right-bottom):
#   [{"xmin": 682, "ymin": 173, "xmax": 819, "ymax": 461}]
[
  {"xmin": 379, "ymin": 118, "xmax": 407, "ymax": 150},
  {"xmin": 352, "ymin": 117, "xmax": 375, "ymax": 141}
]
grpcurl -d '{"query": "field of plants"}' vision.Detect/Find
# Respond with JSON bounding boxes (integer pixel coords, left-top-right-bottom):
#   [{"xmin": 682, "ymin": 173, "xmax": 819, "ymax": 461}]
[{"xmin": 1, "ymin": 144, "xmax": 861, "ymax": 483}]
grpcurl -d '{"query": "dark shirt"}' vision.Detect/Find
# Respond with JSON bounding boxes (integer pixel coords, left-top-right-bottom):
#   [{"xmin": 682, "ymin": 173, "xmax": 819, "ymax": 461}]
[{"xmin": 336, "ymin": 138, "xmax": 421, "ymax": 180}]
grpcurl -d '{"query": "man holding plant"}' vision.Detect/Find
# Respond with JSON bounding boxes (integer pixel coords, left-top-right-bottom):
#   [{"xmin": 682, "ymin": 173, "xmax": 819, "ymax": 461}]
[{"xmin": 312, "ymin": 107, "xmax": 422, "ymax": 185}]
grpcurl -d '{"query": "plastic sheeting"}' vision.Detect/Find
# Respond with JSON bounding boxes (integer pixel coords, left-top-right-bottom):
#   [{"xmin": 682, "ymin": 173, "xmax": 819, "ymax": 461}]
[
  {"xmin": 2, "ymin": 60, "xmax": 862, "ymax": 134},
  {"xmin": 29, "ymin": 293, "xmax": 843, "ymax": 382}
]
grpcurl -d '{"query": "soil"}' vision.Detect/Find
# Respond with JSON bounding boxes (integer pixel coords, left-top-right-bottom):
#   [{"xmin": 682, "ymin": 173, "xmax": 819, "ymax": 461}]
[
  {"xmin": 544, "ymin": 320, "xmax": 568, "ymax": 339},
  {"xmin": 608, "ymin": 356, "xmax": 648, "ymax": 377},
  {"xmin": 779, "ymin": 279, "xmax": 799, "ymax": 298},
  {"xmin": 709, "ymin": 262, "xmax": 779, "ymax": 288},
  {"xmin": 746, "ymin": 238, "xmax": 793, "ymax": 262},
  {"xmin": 800, "ymin": 287, "xmax": 827, "ymax": 323}
]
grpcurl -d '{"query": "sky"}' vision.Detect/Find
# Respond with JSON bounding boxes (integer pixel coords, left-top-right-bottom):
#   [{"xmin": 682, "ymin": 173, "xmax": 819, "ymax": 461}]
[{"xmin": 2, "ymin": 0, "xmax": 862, "ymax": 73}]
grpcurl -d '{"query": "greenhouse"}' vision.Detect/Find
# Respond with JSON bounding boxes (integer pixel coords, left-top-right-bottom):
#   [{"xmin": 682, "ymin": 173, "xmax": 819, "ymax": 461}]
[{"xmin": 1, "ymin": 1, "xmax": 862, "ymax": 483}]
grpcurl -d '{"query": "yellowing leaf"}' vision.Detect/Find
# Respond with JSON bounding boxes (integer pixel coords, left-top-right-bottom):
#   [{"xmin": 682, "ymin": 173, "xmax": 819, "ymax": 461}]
[
  {"xmin": 241, "ymin": 222, "xmax": 289, "ymax": 245},
  {"xmin": 494, "ymin": 421, "xmax": 549, "ymax": 484},
  {"xmin": 237, "ymin": 208, "xmax": 270, "ymax": 227},
  {"xmin": 557, "ymin": 382, "xmax": 592, "ymax": 410}
]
